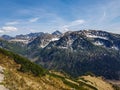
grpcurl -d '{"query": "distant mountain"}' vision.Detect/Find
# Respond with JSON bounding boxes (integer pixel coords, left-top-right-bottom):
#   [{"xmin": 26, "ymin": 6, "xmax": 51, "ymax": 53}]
[
  {"xmin": 1, "ymin": 31, "xmax": 62, "ymax": 44},
  {"xmin": 46, "ymin": 30, "xmax": 120, "ymax": 50},
  {"xmin": 0, "ymin": 35, "xmax": 13, "ymax": 40},
  {"xmin": 16, "ymin": 32, "xmax": 44, "ymax": 40},
  {"xmin": 9, "ymin": 32, "xmax": 45, "ymax": 44},
  {"xmin": 28, "ymin": 33, "xmax": 60, "ymax": 49},
  {"xmin": 0, "ymin": 38, "xmax": 27, "ymax": 55},
  {"xmin": 0, "ymin": 30, "xmax": 120, "ymax": 81},
  {"xmin": 52, "ymin": 30, "xmax": 62, "ymax": 36}
]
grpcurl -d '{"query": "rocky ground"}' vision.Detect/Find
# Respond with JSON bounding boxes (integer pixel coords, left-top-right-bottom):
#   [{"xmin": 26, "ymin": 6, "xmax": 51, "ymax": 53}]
[{"xmin": 0, "ymin": 66, "xmax": 9, "ymax": 90}]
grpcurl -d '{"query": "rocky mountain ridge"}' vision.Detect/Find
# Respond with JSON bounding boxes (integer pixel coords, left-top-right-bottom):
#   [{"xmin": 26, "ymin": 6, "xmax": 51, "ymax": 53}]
[{"xmin": 0, "ymin": 30, "xmax": 120, "ymax": 82}]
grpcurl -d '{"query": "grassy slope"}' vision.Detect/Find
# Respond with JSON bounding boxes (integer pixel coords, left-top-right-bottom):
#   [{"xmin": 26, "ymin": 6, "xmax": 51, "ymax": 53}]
[
  {"xmin": 0, "ymin": 48, "xmax": 94, "ymax": 90},
  {"xmin": 79, "ymin": 75, "xmax": 114, "ymax": 90},
  {"xmin": 0, "ymin": 48, "xmax": 116, "ymax": 90}
]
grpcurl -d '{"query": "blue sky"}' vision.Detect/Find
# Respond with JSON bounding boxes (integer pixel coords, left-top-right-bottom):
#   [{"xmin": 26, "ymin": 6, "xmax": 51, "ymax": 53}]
[{"xmin": 0, "ymin": 0, "xmax": 120, "ymax": 36}]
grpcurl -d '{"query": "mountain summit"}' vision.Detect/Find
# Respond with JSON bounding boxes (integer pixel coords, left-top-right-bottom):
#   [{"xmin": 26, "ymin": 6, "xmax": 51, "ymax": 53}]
[{"xmin": 52, "ymin": 30, "xmax": 62, "ymax": 36}]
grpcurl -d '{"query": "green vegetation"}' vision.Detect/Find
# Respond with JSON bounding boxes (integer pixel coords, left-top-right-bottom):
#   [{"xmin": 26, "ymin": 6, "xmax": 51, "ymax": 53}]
[
  {"xmin": 0, "ymin": 39, "xmax": 27, "ymax": 55},
  {"xmin": 0, "ymin": 48, "xmax": 46, "ymax": 76},
  {"xmin": 35, "ymin": 46, "xmax": 120, "ymax": 80},
  {"xmin": 49, "ymin": 73, "xmax": 98, "ymax": 90}
]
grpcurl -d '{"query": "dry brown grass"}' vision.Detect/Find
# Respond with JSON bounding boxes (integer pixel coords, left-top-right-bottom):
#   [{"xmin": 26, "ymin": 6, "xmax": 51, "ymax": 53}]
[
  {"xmin": 0, "ymin": 53, "xmax": 71, "ymax": 90},
  {"xmin": 80, "ymin": 75, "xmax": 114, "ymax": 90}
]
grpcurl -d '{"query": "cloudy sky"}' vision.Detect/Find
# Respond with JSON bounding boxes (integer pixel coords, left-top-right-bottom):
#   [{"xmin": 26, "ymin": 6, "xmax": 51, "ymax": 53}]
[{"xmin": 0, "ymin": 0, "xmax": 120, "ymax": 36}]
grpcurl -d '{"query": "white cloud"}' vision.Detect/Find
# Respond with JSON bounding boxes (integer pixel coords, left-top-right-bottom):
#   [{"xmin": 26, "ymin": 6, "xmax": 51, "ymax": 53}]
[
  {"xmin": 69, "ymin": 20, "xmax": 85, "ymax": 27},
  {"xmin": 29, "ymin": 18, "xmax": 39, "ymax": 22},
  {"xmin": 0, "ymin": 26, "xmax": 18, "ymax": 33},
  {"xmin": 0, "ymin": 30, "xmax": 4, "ymax": 33},
  {"xmin": 63, "ymin": 19, "xmax": 85, "ymax": 28},
  {"xmin": 98, "ymin": 11, "xmax": 107, "ymax": 23},
  {"xmin": 5, "ymin": 21, "xmax": 19, "ymax": 25},
  {"xmin": 61, "ymin": 19, "xmax": 85, "ymax": 32},
  {"xmin": 62, "ymin": 27, "xmax": 70, "ymax": 32},
  {"xmin": 30, "ymin": 29, "xmax": 37, "ymax": 33}
]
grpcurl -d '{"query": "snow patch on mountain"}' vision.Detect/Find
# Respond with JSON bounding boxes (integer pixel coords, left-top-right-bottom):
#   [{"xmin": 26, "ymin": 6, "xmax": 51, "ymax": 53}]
[
  {"xmin": 111, "ymin": 46, "xmax": 119, "ymax": 50},
  {"xmin": 40, "ymin": 38, "xmax": 59, "ymax": 48},
  {"xmin": 40, "ymin": 44, "xmax": 48, "ymax": 48},
  {"xmin": 94, "ymin": 41, "xmax": 103, "ymax": 46},
  {"xmin": 86, "ymin": 34, "xmax": 108, "ymax": 40},
  {"xmin": 58, "ymin": 46, "xmax": 68, "ymax": 49},
  {"xmin": 51, "ymin": 38, "xmax": 59, "ymax": 41},
  {"xmin": 67, "ymin": 39, "xmax": 74, "ymax": 47}
]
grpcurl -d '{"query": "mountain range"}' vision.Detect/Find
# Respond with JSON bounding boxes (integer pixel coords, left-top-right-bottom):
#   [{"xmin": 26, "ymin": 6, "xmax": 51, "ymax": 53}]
[{"xmin": 0, "ymin": 30, "xmax": 120, "ymax": 82}]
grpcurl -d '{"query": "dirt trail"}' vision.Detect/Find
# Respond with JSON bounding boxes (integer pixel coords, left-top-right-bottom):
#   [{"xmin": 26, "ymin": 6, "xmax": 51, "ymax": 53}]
[{"xmin": 0, "ymin": 66, "xmax": 9, "ymax": 90}]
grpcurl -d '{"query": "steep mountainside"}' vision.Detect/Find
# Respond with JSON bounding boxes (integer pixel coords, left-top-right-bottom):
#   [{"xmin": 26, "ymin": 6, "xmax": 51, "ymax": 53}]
[
  {"xmin": 0, "ymin": 39, "xmax": 27, "ymax": 55},
  {"xmin": 28, "ymin": 33, "xmax": 60, "ymax": 49},
  {"xmin": 0, "ymin": 48, "xmax": 115, "ymax": 90},
  {"xmin": 52, "ymin": 30, "xmax": 62, "ymax": 36},
  {"xmin": 27, "ymin": 30, "xmax": 120, "ymax": 80}
]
